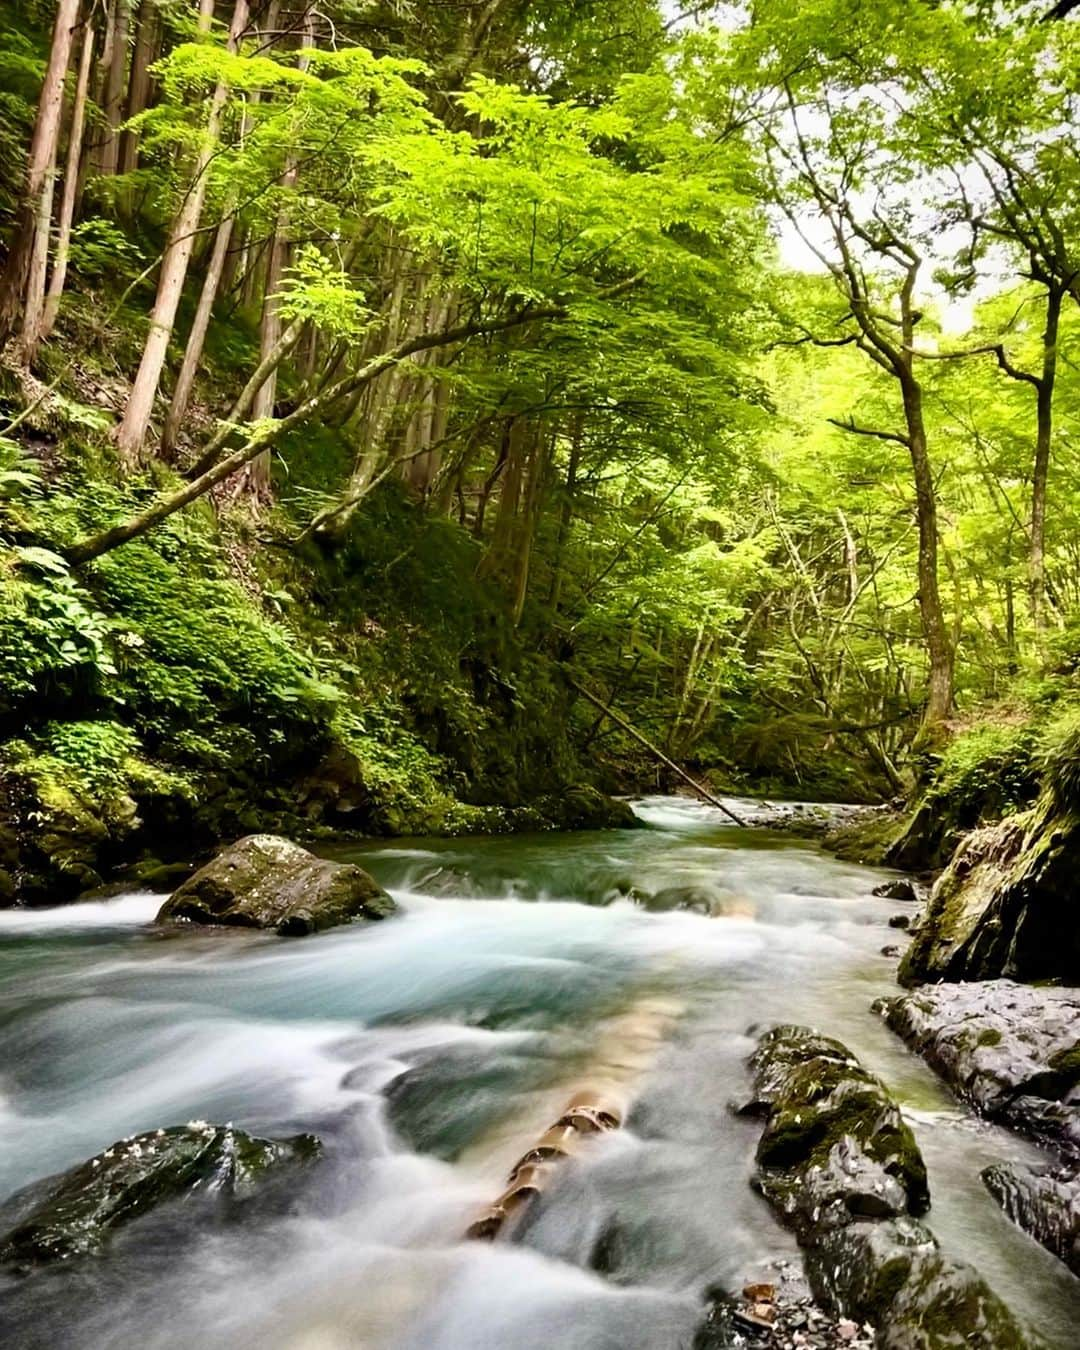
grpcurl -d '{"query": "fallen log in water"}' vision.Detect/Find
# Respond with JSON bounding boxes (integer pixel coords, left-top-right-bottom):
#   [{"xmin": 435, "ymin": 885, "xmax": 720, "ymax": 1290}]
[{"xmin": 466, "ymin": 1092, "xmax": 623, "ymax": 1240}]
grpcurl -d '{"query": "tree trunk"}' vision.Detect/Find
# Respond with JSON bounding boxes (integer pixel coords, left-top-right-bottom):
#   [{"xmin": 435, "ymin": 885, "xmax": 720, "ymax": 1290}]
[
  {"xmin": 901, "ymin": 371, "xmax": 953, "ymax": 742},
  {"xmin": 1030, "ymin": 283, "xmax": 1063, "ymax": 635},
  {"xmin": 117, "ymin": 0, "xmax": 160, "ymax": 178},
  {"xmin": 510, "ymin": 422, "xmax": 549, "ymax": 625},
  {"xmin": 0, "ymin": 0, "xmax": 81, "ymax": 349},
  {"xmin": 160, "ymin": 212, "xmax": 235, "ymax": 455},
  {"xmin": 93, "ymin": 0, "xmax": 130, "ymax": 177},
  {"xmin": 547, "ymin": 410, "xmax": 582, "ymax": 612},
  {"xmin": 479, "ymin": 414, "xmax": 527, "ymax": 582},
  {"xmin": 113, "ymin": 0, "xmax": 248, "ymax": 466},
  {"xmin": 38, "ymin": 18, "xmax": 96, "ymax": 348},
  {"xmin": 239, "ymin": 1, "xmax": 313, "ymax": 496}
]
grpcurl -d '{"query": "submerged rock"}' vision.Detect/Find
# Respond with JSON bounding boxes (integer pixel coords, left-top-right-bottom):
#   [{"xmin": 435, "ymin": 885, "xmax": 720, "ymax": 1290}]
[
  {"xmin": 745, "ymin": 1025, "xmax": 1033, "ymax": 1348},
  {"xmin": 877, "ymin": 981, "xmax": 1080, "ymax": 1157},
  {"xmin": 983, "ymin": 1161, "xmax": 1080, "ymax": 1276},
  {"xmin": 872, "ymin": 879, "xmax": 921, "ymax": 903},
  {"xmin": 156, "ymin": 834, "xmax": 397, "ymax": 935},
  {"xmin": 0, "ymin": 1123, "xmax": 320, "ymax": 1269}
]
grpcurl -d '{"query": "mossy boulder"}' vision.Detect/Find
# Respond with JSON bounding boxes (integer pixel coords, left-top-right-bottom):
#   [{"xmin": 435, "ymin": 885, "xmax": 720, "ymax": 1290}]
[
  {"xmin": 822, "ymin": 808, "xmax": 905, "ymax": 866},
  {"xmin": 744, "ymin": 1026, "xmax": 1034, "ymax": 1348},
  {"xmin": 0, "ymin": 1122, "xmax": 320, "ymax": 1270},
  {"xmin": 747, "ymin": 1025, "xmax": 929, "ymax": 1231},
  {"xmin": 156, "ymin": 834, "xmax": 397, "ymax": 935},
  {"xmin": 806, "ymin": 1215, "xmax": 1036, "ymax": 1349},
  {"xmin": 535, "ymin": 785, "xmax": 639, "ymax": 831}
]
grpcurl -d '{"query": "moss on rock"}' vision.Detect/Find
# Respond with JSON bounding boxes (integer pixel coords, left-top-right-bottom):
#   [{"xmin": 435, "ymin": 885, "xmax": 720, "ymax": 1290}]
[{"xmin": 156, "ymin": 833, "xmax": 397, "ymax": 935}]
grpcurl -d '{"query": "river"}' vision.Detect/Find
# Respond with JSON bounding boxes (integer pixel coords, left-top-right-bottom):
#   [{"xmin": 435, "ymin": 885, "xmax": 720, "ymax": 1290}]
[{"xmin": 1, "ymin": 796, "xmax": 1078, "ymax": 1347}]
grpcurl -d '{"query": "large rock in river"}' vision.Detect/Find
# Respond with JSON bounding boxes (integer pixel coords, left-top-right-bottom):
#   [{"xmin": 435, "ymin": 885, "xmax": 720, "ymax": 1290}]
[
  {"xmin": 900, "ymin": 799, "xmax": 1080, "ymax": 986},
  {"xmin": 982, "ymin": 1161, "xmax": 1080, "ymax": 1278},
  {"xmin": 877, "ymin": 981, "xmax": 1080, "ymax": 1157},
  {"xmin": 745, "ymin": 1025, "xmax": 1034, "ymax": 1348},
  {"xmin": 156, "ymin": 834, "xmax": 397, "ymax": 935},
  {"xmin": 746, "ymin": 1025, "xmax": 929, "ymax": 1230},
  {"xmin": 0, "ymin": 1122, "xmax": 319, "ymax": 1269}
]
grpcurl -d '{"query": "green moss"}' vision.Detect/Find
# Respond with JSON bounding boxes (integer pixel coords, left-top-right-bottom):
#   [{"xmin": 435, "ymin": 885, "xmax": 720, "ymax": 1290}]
[{"xmin": 976, "ymin": 1027, "xmax": 1003, "ymax": 1047}]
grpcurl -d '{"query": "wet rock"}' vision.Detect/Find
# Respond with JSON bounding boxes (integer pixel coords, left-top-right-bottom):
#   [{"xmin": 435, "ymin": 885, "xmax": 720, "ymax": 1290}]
[
  {"xmin": 694, "ymin": 1282, "xmax": 876, "ymax": 1348},
  {"xmin": 876, "ymin": 981, "xmax": 1080, "ymax": 1157},
  {"xmin": 0, "ymin": 1123, "xmax": 320, "ymax": 1269},
  {"xmin": 535, "ymin": 785, "xmax": 640, "ymax": 832},
  {"xmin": 872, "ymin": 880, "xmax": 921, "ymax": 903},
  {"xmin": 643, "ymin": 885, "xmax": 722, "ymax": 915},
  {"xmin": 900, "ymin": 802, "xmax": 1080, "ymax": 986},
  {"xmin": 745, "ymin": 1026, "xmax": 1033, "ymax": 1348},
  {"xmin": 982, "ymin": 1161, "xmax": 1080, "ymax": 1276},
  {"xmin": 880, "ymin": 946, "xmax": 902, "ymax": 959},
  {"xmin": 156, "ymin": 834, "xmax": 397, "ymax": 935},
  {"xmin": 747, "ymin": 1025, "xmax": 929, "ymax": 1231},
  {"xmin": 805, "ymin": 1215, "xmax": 1034, "ymax": 1349},
  {"xmin": 887, "ymin": 914, "xmax": 911, "ymax": 931}
]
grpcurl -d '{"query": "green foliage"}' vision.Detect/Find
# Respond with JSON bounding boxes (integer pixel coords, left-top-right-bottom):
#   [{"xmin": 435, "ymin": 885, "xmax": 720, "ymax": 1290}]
[
  {"xmin": 30, "ymin": 720, "xmax": 139, "ymax": 791},
  {"xmin": 1040, "ymin": 707, "xmax": 1080, "ymax": 812},
  {"xmin": 0, "ymin": 563, "xmax": 118, "ymax": 712},
  {"xmin": 928, "ymin": 722, "xmax": 1040, "ymax": 820}
]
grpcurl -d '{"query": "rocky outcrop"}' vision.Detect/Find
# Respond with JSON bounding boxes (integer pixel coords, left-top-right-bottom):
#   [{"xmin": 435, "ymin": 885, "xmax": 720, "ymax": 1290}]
[
  {"xmin": 0, "ymin": 1122, "xmax": 320, "ymax": 1270},
  {"xmin": 982, "ymin": 1162, "xmax": 1080, "ymax": 1277},
  {"xmin": 743, "ymin": 1025, "xmax": 1034, "ymax": 1349},
  {"xmin": 156, "ymin": 834, "xmax": 397, "ymax": 935},
  {"xmin": 877, "ymin": 982, "xmax": 1080, "ymax": 1157},
  {"xmin": 900, "ymin": 800, "xmax": 1080, "ymax": 986},
  {"xmin": 879, "ymin": 982, "xmax": 1080, "ymax": 1282}
]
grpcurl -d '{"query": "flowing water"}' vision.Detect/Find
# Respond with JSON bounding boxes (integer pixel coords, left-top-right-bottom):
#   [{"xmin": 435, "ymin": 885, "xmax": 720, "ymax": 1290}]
[{"xmin": 1, "ymin": 796, "xmax": 1079, "ymax": 1348}]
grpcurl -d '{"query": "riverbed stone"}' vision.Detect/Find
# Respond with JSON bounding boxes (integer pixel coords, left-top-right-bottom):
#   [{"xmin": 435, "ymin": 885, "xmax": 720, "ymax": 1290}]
[
  {"xmin": 805, "ymin": 1215, "xmax": 1035, "ymax": 1349},
  {"xmin": 0, "ymin": 1123, "xmax": 320, "ymax": 1269},
  {"xmin": 156, "ymin": 834, "xmax": 397, "ymax": 935},
  {"xmin": 876, "ymin": 981, "xmax": 1080, "ymax": 1157},
  {"xmin": 872, "ymin": 880, "xmax": 921, "ymax": 903},
  {"xmin": 982, "ymin": 1161, "xmax": 1080, "ymax": 1276},
  {"xmin": 746, "ymin": 1026, "xmax": 1033, "ymax": 1348},
  {"xmin": 748, "ymin": 1025, "xmax": 929, "ymax": 1230}
]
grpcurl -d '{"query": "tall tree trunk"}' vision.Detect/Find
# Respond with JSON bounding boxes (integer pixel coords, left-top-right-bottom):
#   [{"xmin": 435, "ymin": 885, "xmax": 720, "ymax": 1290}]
[
  {"xmin": 118, "ymin": 0, "xmax": 159, "ymax": 177},
  {"xmin": 239, "ymin": 0, "xmax": 312, "ymax": 497},
  {"xmin": 93, "ymin": 0, "xmax": 130, "ymax": 177},
  {"xmin": 0, "ymin": 0, "xmax": 82, "ymax": 349},
  {"xmin": 160, "ymin": 212, "xmax": 234, "ymax": 455},
  {"xmin": 901, "ymin": 371, "xmax": 954, "ymax": 743},
  {"xmin": 479, "ymin": 414, "xmax": 527, "ymax": 581},
  {"xmin": 38, "ymin": 18, "xmax": 96, "ymax": 348},
  {"xmin": 1030, "ymin": 283, "xmax": 1063, "ymax": 635},
  {"xmin": 547, "ymin": 410, "xmax": 582, "ymax": 612},
  {"xmin": 113, "ymin": 0, "xmax": 248, "ymax": 466},
  {"xmin": 510, "ymin": 422, "xmax": 549, "ymax": 625}
]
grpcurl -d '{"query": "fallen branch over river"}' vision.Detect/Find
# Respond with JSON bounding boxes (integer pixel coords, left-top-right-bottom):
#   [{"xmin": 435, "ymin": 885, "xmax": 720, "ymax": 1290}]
[{"xmin": 567, "ymin": 678, "xmax": 748, "ymax": 827}]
